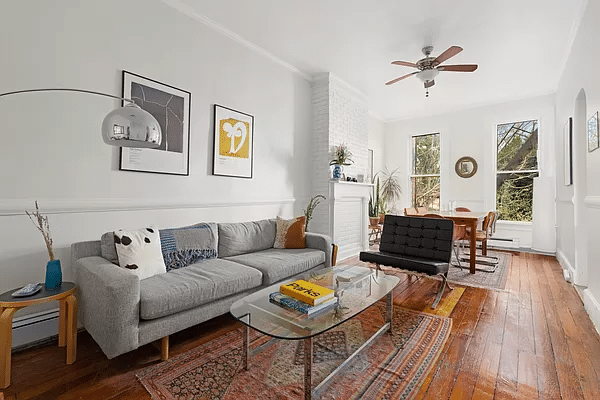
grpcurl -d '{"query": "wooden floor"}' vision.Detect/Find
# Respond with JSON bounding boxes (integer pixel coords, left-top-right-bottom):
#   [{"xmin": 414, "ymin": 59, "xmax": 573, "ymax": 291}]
[{"xmin": 2, "ymin": 251, "xmax": 600, "ymax": 399}]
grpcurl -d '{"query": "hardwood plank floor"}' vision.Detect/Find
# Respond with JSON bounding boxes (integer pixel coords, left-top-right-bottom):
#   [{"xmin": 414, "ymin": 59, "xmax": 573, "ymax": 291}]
[{"xmin": 1, "ymin": 251, "xmax": 599, "ymax": 399}]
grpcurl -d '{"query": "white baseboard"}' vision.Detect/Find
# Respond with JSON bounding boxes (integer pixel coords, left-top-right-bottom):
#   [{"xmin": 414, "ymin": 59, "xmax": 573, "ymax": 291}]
[
  {"xmin": 12, "ymin": 308, "xmax": 59, "ymax": 349},
  {"xmin": 582, "ymin": 289, "xmax": 600, "ymax": 337},
  {"xmin": 556, "ymin": 249, "xmax": 575, "ymax": 282}
]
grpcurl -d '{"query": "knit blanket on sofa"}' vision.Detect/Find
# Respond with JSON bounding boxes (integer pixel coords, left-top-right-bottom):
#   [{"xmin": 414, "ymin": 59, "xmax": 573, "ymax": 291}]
[{"xmin": 159, "ymin": 223, "xmax": 218, "ymax": 271}]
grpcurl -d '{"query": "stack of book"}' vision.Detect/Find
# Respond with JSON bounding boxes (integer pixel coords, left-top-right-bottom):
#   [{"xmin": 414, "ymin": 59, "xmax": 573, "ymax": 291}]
[{"xmin": 270, "ymin": 279, "xmax": 337, "ymax": 315}]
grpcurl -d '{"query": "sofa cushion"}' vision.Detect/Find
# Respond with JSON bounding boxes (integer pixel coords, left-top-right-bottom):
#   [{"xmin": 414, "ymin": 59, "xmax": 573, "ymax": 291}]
[
  {"xmin": 224, "ymin": 248, "xmax": 325, "ymax": 285},
  {"xmin": 159, "ymin": 223, "xmax": 218, "ymax": 271},
  {"xmin": 218, "ymin": 219, "xmax": 276, "ymax": 257},
  {"xmin": 139, "ymin": 258, "xmax": 263, "ymax": 320},
  {"xmin": 100, "ymin": 231, "xmax": 119, "ymax": 265}
]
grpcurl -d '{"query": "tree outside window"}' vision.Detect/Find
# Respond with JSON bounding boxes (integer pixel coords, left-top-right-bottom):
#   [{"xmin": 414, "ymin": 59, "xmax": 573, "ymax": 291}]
[
  {"xmin": 496, "ymin": 120, "xmax": 539, "ymax": 222},
  {"xmin": 411, "ymin": 133, "xmax": 440, "ymax": 210}
]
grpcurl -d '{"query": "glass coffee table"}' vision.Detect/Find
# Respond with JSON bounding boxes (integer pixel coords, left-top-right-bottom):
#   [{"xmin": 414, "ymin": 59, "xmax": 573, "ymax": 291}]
[{"xmin": 230, "ymin": 266, "xmax": 400, "ymax": 400}]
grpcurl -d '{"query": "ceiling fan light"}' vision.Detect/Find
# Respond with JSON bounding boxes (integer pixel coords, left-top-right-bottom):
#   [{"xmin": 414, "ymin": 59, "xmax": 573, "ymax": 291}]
[{"xmin": 416, "ymin": 69, "xmax": 439, "ymax": 83}]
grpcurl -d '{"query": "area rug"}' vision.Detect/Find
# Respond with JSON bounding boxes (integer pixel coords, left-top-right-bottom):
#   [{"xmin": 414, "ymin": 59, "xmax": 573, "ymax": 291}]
[
  {"xmin": 137, "ymin": 305, "xmax": 451, "ymax": 400},
  {"xmin": 447, "ymin": 250, "xmax": 511, "ymax": 290}
]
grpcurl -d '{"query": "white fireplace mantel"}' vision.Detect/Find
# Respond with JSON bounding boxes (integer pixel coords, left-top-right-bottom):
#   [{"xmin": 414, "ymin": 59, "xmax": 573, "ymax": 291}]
[{"xmin": 329, "ymin": 181, "xmax": 373, "ymax": 261}]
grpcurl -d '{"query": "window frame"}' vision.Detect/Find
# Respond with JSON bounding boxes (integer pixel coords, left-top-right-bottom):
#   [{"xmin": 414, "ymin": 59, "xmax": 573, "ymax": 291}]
[
  {"xmin": 494, "ymin": 119, "xmax": 540, "ymax": 222},
  {"xmin": 410, "ymin": 132, "xmax": 441, "ymax": 209}
]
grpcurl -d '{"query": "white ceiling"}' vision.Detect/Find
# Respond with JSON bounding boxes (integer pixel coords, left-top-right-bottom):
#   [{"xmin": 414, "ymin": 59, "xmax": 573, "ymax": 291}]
[{"xmin": 171, "ymin": 0, "xmax": 586, "ymax": 121}]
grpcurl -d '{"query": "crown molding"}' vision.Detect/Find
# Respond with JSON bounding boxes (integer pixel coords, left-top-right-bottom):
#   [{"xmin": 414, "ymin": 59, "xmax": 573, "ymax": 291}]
[{"xmin": 161, "ymin": 0, "xmax": 312, "ymax": 81}]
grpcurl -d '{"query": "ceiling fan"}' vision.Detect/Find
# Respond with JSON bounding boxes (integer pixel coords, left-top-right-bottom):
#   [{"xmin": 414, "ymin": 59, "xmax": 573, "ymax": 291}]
[{"xmin": 385, "ymin": 45, "xmax": 478, "ymax": 97}]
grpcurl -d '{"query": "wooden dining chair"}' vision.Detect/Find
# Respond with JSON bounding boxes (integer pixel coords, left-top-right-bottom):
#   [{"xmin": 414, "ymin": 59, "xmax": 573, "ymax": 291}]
[
  {"xmin": 423, "ymin": 214, "xmax": 467, "ymax": 269},
  {"xmin": 404, "ymin": 207, "xmax": 418, "ymax": 216},
  {"xmin": 460, "ymin": 211, "xmax": 499, "ymax": 272},
  {"xmin": 455, "ymin": 207, "xmax": 471, "ymax": 212}
]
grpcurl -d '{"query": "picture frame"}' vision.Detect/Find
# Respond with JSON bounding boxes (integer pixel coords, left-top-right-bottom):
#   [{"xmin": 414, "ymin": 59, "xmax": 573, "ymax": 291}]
[
  {"xmin": 212, "ymin": 104, "xmax": 254, "ymax": 178},
  {"xmin": 120, "ymin": 71, "xmax": 191, "ymax": 175},
  {"xmin": 588, "ymin": 111, "xmax": 599, "ymax": 152},
  {"xmin": 564, "ymin": 117, "xmax": 573, "ymax": 185}
]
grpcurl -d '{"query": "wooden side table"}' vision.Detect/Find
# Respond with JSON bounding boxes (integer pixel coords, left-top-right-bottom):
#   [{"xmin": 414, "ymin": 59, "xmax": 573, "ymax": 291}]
[{"xmin": 0, "ymin": 282, "xmax": 77, "ymax": 389}]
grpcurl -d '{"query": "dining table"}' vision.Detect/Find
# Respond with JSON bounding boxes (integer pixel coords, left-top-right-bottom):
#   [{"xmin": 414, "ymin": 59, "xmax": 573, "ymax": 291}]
[{"xmin": 415, "ymin": 210, "xmax": 488, "ymax": 274}]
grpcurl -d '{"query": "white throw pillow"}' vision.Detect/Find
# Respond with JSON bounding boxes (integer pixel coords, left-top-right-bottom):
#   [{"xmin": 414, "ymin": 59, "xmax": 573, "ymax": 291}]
[{"xmin": 114, "ymin": 226, "xmax": 167, "ymax": 280}]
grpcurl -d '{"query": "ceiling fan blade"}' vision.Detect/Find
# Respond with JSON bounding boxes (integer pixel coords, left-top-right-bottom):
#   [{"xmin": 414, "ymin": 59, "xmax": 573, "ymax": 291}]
[
  {"xmin": 391, "ymin": 60, "xmax": 419, "ymax": 68},
  {"xmin": 438, "ymin": 64, "xmax": 478, "ymax": 72},
  {"xmin": 433, "ymin": 46, "xmax": 463, "ymax": 65},
  {"xmin": 424, "ymin": 80, "xmax": 435, "ymax": 88},
  {"xmin": 385, "ymin": 71, "xmax": 418, "ymax": 85}
]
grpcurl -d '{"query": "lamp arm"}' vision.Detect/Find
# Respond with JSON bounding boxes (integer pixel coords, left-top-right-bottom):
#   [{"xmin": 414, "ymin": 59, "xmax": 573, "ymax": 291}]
[{"xmin": 0, "ymin": 88, "xmax": 137, "ymax": 106}]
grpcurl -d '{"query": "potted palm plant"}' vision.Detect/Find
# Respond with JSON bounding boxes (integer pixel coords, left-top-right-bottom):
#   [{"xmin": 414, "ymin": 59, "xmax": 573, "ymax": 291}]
[
  {"xmin": 375, "ymin": 168, "xmax": 402, "ymax": 221},
  {"xmin": 330, "ymin": 143, "xmax": 353, "ymax": 180},
  {"xmin": 368, "ymin": 178, "xmax": 381, "ymax": 226}
]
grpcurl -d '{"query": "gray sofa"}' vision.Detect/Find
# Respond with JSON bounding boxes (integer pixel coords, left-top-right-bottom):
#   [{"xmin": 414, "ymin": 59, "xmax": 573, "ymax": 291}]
[{"xmin": 71, "ymin": 219, "xmax": 332, "ymax": 359}]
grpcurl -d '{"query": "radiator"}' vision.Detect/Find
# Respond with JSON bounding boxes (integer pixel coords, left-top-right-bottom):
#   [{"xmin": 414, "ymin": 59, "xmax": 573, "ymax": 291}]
[
  {"xmin": 488, "ymin": 236, "xmax": 520, "ymax": 249},
  {"xmin": 11, "ymin": 308, "xmax": 59, "ymax": 350}
]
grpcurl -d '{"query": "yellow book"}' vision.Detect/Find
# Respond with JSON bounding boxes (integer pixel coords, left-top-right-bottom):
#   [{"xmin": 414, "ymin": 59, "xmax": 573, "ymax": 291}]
[{"xmin": 280, "ymin": 279, "xmax": 334, "ymax": 306}]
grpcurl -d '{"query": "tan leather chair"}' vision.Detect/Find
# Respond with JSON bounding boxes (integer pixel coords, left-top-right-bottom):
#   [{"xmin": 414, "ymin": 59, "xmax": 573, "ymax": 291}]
[{"xmin": 404, "ymin": 207, "xmax": 418, "ymax": 216}]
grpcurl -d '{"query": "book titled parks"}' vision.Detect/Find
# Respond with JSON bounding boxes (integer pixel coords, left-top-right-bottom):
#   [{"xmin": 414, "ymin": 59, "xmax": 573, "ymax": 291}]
[
  {"xmin": 269, "ymin": 292, "xmax": 337, "ymax": 315},
  {"xmin": 280, "ymin": 279, "xmax": 334, "ymax": 306}
]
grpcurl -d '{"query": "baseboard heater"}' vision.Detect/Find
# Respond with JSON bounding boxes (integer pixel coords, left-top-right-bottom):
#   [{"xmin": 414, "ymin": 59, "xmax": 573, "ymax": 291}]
[
  {"xmin": 11, "ymin": 308, "xmax": 60, "ymax": 351},
  {"xmin": 488, "ymin": 236, "xmax": 520, "ymax": 249}
]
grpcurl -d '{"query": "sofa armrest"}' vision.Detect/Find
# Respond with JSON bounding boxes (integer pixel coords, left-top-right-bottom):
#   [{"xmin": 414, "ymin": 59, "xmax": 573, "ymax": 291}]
[
  {"xmin": 305, "ymin": 232, "xmax": 333, "ymax": 268},
  {"xmin": 73, "ymin": 255, "xmax": 140, "ymax": 359}
]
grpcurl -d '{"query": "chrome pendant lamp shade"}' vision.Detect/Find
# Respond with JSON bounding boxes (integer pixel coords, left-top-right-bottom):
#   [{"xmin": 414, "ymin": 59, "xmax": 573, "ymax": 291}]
[
  {"xmin": 0, "ymin": 88, "xmax": 162, "ymax": 148},
  {"xmin": 102, "ymin": 104, "xmax": 162, "ymax": 147}
]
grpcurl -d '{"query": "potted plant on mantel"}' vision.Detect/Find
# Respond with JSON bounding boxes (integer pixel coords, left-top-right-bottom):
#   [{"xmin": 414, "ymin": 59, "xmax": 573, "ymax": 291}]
[
  {"xmin": 368, "ymin": 178, "xmax": 381, "ymax": 226},
  {"xmin": 330, "ymin": 143, "xmax": 353, "ymax": 180},
  {"xmin": 375, "ymin": 167, "xmax": 402, "ymax": 222}
]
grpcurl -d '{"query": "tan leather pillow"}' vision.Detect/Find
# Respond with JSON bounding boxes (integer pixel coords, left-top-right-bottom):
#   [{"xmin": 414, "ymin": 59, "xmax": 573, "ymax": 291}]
[{"xmin": 274, "ymin": 216, "xmax": 306, "ymax": 249}]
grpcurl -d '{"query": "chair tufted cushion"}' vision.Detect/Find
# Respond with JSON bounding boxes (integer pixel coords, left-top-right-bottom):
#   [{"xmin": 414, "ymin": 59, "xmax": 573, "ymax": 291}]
[{"xmin": 378, "ymin": 215, "xmax": 453, "ymax": 262}]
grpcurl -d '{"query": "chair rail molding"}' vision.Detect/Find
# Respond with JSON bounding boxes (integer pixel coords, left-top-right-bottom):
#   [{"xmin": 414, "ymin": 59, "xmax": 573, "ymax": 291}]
[
  {"xmin": 0, "ymin": 198, "xmax": 297, "ymax": 216},
  {"xmin": 584, "ymin": 196, "xmax": 600, "ymax": 208}
]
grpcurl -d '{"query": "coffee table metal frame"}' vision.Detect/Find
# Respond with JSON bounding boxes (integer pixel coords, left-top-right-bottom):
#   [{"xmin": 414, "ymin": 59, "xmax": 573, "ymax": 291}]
[{"xmin": 230, "ymin": 267, "xmax": 399, "ymax": 400}]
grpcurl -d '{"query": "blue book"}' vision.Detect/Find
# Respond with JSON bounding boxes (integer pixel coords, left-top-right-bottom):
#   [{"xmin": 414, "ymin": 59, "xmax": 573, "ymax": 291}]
[{"xmin": 269, "ymin": 292, "xmax": 337, "ymax": 315}]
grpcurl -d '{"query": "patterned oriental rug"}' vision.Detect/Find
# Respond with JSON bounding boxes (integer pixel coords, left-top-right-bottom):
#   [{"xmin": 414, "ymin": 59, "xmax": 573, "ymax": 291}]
[
  {"xmin": 137, "ymin": 305, "xmax": 451, "ymax": 400},
  {"xmin": 447, "ymin": 250, "xmax": 512, "ymax": 291}
]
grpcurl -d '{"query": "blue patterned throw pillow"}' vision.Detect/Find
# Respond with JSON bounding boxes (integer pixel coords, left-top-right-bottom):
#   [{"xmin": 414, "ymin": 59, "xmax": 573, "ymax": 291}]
[{"xmin": 159, "ymin": 223, "xmax": 218, "ymax": 271}]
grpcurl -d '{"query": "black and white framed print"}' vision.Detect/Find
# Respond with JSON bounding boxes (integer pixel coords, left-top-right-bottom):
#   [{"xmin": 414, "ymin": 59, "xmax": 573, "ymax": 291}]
[
  {"xmin": 212, "ymin": 104, "xmax": 254, "ymax": 178},
  {"xmin": 120, "ymin": 71, "xmax": 191, "ymax": 175}
]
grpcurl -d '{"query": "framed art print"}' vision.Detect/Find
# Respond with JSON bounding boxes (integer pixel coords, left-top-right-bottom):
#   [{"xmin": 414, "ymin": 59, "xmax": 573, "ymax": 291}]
[
  {"xmin": 588, "ymin": 111, "xmax": 599, "ymax": 152},
  {"xmin": 212, "ymin": 104, "xmax": 254, "ymax": 178},
  {"xmin": 564, "ymin": 117, "xmax": 573, "ymax": 185},
  {"xmin": 120, "ymin": 71, "xmax": 191, "ymax": 175}
]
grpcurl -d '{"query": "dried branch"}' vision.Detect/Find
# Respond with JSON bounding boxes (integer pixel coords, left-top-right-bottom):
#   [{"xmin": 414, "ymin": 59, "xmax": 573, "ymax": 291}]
[{"xmin": 25, "ymin": 201, "xmax": 55, "ymax": 261}]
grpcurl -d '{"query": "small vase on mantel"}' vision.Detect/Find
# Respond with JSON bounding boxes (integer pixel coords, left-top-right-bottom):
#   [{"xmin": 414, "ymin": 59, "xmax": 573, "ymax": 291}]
[
  {"xmin": 332, "ymin": 164, "xmax": 343, "ymax": 180},
  {"xmin": 45, "ymin": 259, "xmax": 62, "ymax": 290}
]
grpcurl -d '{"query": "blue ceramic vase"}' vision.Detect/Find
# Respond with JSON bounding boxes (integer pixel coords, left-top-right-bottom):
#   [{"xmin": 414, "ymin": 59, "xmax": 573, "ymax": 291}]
[
  {"xmin": 332, "ymin": 164, "xmax": 343, "ymax": 180},
  {"xmin": 45, "ymin": 259, "xmax": 62, "ymax": 290}
]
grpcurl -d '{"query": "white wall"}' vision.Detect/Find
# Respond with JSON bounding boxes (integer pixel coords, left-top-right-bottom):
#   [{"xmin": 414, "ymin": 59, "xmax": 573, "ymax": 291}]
[
  {"xmin": 367, "ymin": 114, "xmax": 386, "ymax": 179},
  {"xmin": 0, "ymin": 0, "xmax": 313, "ymax": 320},
  {"xmin": 382, "ymin": 94, "xmax": 556, "ymax": 251},
  {"xmin": 554, "ymin": 0, "xmax": 600, "ymax": 330}
]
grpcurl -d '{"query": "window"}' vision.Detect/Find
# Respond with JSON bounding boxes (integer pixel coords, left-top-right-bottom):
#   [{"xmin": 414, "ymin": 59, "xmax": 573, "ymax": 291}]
[
  {"xmin": 411, "ymin": 133, "xmax": 440, "ymax": 209},
  {"xmin": 496, "ymin": 120, "xmax": 539, "ymax": 221}
]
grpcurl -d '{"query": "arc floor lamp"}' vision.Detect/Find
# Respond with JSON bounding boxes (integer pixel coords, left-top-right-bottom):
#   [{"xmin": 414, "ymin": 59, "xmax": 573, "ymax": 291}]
[{"xmin": 0, "ymin": 88, "xmax": 162, "ymax": 148}]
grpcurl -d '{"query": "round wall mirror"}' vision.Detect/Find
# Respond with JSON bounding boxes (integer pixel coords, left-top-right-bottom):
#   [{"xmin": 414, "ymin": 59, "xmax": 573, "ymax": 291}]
[{"xmin": 455, "ymin": 156, "xmax": 478, "ymax": 178}]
